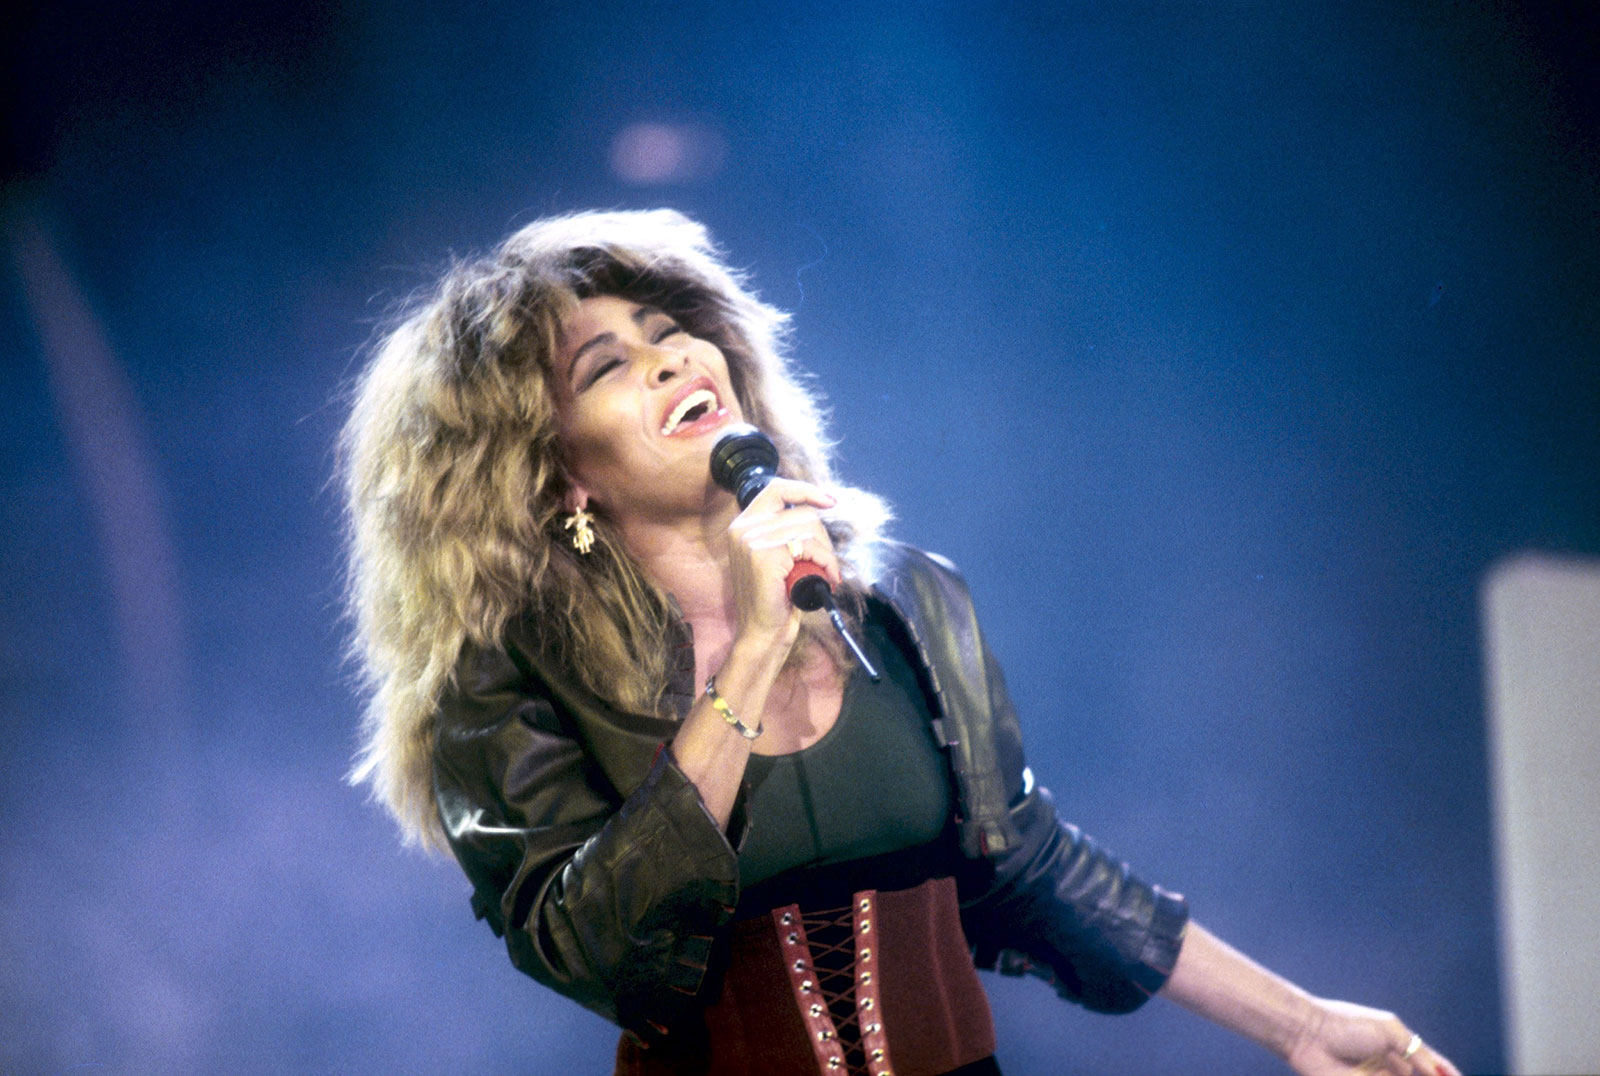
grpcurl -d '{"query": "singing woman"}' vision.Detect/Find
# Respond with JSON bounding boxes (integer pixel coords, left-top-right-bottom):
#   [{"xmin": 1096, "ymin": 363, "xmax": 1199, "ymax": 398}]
[{"xmin": 341, "ymin": 208, "xmax": 1458, "ymax": 1076}]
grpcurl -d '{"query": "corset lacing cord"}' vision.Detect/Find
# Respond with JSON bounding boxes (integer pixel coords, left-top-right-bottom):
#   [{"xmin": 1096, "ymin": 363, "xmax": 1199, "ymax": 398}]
[{"xmin": 801, "ymin": 904, "xmax": 866, "ymax": 1074}]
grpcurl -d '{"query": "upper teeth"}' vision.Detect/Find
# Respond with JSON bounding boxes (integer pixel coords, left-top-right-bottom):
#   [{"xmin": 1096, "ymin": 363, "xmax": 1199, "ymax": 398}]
[{"xmin": 662, "ymin": 389, "xmax": 717, "ymax": 434}]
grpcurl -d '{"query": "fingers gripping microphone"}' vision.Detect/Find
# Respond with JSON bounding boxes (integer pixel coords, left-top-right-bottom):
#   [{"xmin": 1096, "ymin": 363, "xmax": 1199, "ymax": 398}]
[
  {"xmin": 710, "ymin": 425, "xmax": 879, "ymax": 680},
  {"xmin": 711, "ymin": 425, "xmax": 831, "ymax": 610}
]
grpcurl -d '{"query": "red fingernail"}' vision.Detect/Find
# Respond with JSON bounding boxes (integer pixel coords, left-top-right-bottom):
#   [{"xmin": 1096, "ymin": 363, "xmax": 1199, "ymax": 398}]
[{"xmin": 1434, "ymin": 1064, "xmax": 1450, "ymax": 1076}]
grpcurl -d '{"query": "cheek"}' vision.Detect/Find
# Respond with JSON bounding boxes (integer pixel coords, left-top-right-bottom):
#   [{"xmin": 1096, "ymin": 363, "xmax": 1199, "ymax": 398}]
[
  {"xmin": 561, "ymin": 400, "xmax": 641, "ymax": 490},
  {"xmin": 697, "ymin": 340, "xmax": 730, "ymax": 373},
  {"xmin": 563, "ymin": 420, "xmax": 616, "ymax": 476},
  {"xmin": 697, "ymin": 344, "xmax": 742, "ymax": 411}
]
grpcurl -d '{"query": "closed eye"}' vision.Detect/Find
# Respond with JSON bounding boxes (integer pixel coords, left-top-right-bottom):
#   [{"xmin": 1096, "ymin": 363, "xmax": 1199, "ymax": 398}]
[
  {"xmin": 650, "ymin": 316, "xmax": 686, "ymax": 344},
  {"xmin": 580, "ymin": 356, "xmax": 623, "ymax": 390}
]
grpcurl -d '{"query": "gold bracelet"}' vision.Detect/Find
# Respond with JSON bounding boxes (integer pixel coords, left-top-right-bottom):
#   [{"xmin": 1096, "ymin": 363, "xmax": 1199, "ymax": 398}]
[{"xmin": 705, "ymin": 676, "xmax": 761, "ymax": 740}]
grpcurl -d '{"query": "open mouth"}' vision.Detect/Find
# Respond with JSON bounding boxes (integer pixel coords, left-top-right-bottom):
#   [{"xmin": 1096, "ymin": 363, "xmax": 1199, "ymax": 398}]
[{"xmin": 660, "ymin": 380, "xmax": 729, "ymax": 436}]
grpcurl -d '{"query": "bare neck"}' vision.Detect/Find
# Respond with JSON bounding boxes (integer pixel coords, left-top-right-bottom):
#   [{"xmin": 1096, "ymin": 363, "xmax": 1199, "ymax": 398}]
[{"xmin": 612, "ymin": 499, "xmax": 742, "ymax": 668}]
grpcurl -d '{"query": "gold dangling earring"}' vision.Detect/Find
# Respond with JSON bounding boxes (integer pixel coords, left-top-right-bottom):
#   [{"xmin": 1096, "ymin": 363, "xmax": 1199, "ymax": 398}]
[{"xmin": 563, "ymin": 507, "xmax": 596, "ymax": 555}]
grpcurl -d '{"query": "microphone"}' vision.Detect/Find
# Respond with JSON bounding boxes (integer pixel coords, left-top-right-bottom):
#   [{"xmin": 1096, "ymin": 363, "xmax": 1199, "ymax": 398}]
[{"xmin": 710, "ymin": 424, "xmax": 879, "ymax": 680}]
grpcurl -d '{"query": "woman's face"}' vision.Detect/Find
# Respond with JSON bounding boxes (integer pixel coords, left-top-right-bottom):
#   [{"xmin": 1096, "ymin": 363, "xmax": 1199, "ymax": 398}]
[{"xmin": 554, "ymin": 294, "xmax": 743, "ymax": 524}]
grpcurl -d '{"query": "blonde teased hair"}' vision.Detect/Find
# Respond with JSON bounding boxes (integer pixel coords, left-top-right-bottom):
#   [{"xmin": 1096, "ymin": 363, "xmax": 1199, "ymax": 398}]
[{"xmin": 341, "ymin": 209, "xmax": 888, "ymax": 850}]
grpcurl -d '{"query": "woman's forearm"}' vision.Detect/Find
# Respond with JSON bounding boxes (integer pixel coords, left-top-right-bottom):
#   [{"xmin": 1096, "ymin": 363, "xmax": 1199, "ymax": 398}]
[
  {"xmin": 668, "ymin": 631, "xmax": 790, "ymax": 827},
  {"xmin": 1158, "ymin": 920, "xmax": 1317, "ymax": 1060}
]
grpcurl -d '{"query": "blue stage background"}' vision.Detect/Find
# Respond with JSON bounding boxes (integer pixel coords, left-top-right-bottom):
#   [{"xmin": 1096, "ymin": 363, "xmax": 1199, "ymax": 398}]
[{"xmin": 3, "ymin": 3, "xmax": 1597, "ymax": 1072}]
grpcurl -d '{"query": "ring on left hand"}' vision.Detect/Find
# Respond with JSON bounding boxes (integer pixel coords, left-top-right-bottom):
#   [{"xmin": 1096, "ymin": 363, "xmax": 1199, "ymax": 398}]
[
  {"xmin": 1401, "ymin": 1033, "xmax": 1422, "ymax": 1060},
  {"xmin": 786, "ymin": 537, "xmax": 804, "ymax": 559}
]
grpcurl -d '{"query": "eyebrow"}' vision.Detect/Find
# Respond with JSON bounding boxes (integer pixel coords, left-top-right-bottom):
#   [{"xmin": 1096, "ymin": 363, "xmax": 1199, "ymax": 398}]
[{"xmin": 567, "ymin": 304, "xmax": 666, "ymax": 386}]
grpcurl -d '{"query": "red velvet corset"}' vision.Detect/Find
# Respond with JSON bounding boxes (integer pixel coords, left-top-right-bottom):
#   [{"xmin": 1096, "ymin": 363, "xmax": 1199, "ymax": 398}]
[{"xmin": 614, "ymin": 876, "xmax": 995, "ymax": 1076}]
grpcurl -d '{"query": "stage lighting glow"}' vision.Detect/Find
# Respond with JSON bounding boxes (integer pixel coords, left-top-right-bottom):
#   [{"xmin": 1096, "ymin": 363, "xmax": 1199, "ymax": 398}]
[{"xmin": 608, "ymin": 122, "xmax": 727, "ymax": 184}]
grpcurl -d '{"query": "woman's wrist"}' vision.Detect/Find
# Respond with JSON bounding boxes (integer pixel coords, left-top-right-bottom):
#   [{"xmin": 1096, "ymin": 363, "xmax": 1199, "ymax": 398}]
[
  {"xmin": 679, "ymin": 634, "xmax": 786, "ymax": 749},
  {"xmin": 1286, "ymin": 990, "xmax": 1324, "ymax": 1062},
  {"xmin": 1280, "ymin": 996, "xmax": 1326, "ymax": 1064},
  {"xmin": 1161, "ymin": 923, "xmax": 1319, "ymax": 1059},
  {"xmin": 704, "ymin": 675, "xmax": 761, "ymax": 739}
]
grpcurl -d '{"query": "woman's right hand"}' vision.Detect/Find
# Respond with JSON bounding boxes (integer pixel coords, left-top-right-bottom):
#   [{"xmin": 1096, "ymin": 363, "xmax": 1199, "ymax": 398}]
[
  {"xmin": 669, "ymin": 476, "xmax": 841, "ymax": 827},
  {"xmin": 724, "ymin": 476, "xmax": 841, "ymax": 656}
]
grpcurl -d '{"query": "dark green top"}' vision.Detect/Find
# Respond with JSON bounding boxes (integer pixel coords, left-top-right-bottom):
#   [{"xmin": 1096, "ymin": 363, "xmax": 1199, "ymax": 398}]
[{"xmin": 738, "ymin": 606, "xmax": 954, "ymax": 890}]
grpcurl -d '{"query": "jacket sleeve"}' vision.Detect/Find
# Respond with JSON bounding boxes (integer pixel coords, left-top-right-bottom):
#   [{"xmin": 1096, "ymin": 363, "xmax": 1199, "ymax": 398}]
[
  {"xmin": 956, "ymin": 631, "xmax": 1190, "ymax": 1013},
  {"xmin": 431, "ymin": 637, "xmax": 740, "ymax": 1042},
  {"xmin": 873, "ymin": 543, "xmax": 1188, "ymax": 1013}
]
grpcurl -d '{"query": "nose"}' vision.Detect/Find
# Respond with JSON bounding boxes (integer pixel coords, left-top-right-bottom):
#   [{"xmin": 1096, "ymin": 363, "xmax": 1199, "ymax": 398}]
[{"xmin": 646, "ymin": 341, "xmax": 690, "ymax": 385}]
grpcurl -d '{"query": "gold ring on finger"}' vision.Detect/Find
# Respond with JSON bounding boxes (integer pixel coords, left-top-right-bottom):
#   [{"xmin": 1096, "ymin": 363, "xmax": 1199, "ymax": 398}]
[
  {"xmin": 787, "ymin": 537, "xmax": 805, "ymax": 559},
  {"xmin": 1401, "ymin": 1034, "xmax": 1422, "ymax": 1060}
]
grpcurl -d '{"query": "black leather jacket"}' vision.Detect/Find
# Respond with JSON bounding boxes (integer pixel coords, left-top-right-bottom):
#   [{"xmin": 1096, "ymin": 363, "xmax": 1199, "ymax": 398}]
[{"xmin": 434, "ymin": 541, "xmax": 1189, "ymax": 1043}]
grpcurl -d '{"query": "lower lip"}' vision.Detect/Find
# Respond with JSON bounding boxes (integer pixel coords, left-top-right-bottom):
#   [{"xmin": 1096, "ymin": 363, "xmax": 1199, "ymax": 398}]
[{"xmin": 665, "ymin": 405, "xmax": 731, "ymax": 438}]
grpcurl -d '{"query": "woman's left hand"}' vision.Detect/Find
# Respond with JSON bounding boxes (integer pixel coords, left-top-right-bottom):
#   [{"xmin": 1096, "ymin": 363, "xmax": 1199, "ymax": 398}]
[{"xmin": 1286, "ymin": 999, "xmax": 1461, "ymax": 1076}]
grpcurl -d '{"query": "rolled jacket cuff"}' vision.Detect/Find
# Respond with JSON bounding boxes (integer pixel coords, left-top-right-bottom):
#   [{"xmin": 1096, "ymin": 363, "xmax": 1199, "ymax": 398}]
[
  {"xmin": 609, "ymin": 748, "xmax": 743, "ymax": 1041},
  {"xmin": 636, "ymin": 745, "xmax": 742, "ymax": 910},
  {"xmin": 1129, "ymin": 885, "xmax": 1190, "ymax": 997}
]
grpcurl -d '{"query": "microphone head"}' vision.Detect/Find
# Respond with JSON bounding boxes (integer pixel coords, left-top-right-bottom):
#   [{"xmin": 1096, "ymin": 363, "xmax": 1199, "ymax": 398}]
[{"xmin": 710, "ymin": 424, "xmax": 779, "ymax": 508}]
